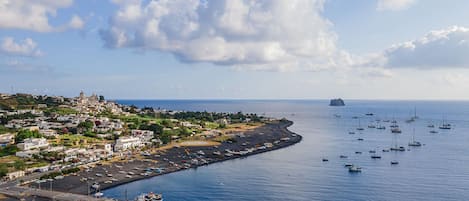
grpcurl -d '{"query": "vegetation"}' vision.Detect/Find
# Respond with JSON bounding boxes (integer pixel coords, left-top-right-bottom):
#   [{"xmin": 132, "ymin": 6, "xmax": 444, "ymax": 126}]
[
  {"xmin": 40, "ymin": 167, "xmax": 80, "ymax": 180},
  {"xmin": 15, "ymin": 129, "xmax": 43, "ymax": 143},
  {"xmin": 0, "ymin": 125, "xmax": 13, "ymax": 134},
  {"xmin": 0, "ymin": 145, "xmax": 19, "ymax": 157},
  {"xmin": 44, "ymin": 107, "xmax": 78, "ymax": 116},
  {"xmin": 1, "ymin": 112, "xmax": 38, "ymax": 125},
  {"xmin": 0, "ymin": 164, "xmax": 7, "ymax": 177}
]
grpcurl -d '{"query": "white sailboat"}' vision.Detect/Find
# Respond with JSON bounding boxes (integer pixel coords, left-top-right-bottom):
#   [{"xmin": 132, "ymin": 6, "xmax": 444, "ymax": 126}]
[
  {"xmin": 356, "ymin": 118, "xmax": 364, "ymax": 131},
  {"xmin": 408, "ymin": 128, "xmax": 422, "ymax": 147}
]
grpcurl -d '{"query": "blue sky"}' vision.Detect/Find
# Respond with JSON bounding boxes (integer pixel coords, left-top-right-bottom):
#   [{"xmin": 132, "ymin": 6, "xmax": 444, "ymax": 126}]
[{"xmin": 1, "ymin": 0, "xmax": 469, "ymax": 100}]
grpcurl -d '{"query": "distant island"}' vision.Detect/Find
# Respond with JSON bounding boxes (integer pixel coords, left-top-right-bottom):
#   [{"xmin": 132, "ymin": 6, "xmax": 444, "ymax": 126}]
[{"xmin": 329, "ymin": 98, "xmax": 345, "ymax": 106}]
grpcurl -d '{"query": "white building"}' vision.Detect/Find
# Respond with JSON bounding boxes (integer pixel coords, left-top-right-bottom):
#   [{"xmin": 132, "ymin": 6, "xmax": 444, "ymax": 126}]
[
  {"xmin": 7, "ymin": 170, "xmax": 25, "ymax": 180},
  {"xmin": 17, "ymin": 138, "xmax": 49, "ymax": 151},
  {"xmin": 16, "ymin": 150, "xmax": 40, "ymax": 158},
  {"xmin": 114, "ymin": 136, "xmax": 142, "ymax": 151},
  {"xmin": 0, "ymin": 133, "xmax": 15, "ymax": 146},
  {"xmin": 39, "ymin": 129, "xmax": 58, "ymax": 137}
]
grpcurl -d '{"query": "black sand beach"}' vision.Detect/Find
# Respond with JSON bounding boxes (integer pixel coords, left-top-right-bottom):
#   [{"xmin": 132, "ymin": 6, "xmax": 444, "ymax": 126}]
[{"xmin": 38, "ymin": 120, "xmax": 301, "ymax": 196}]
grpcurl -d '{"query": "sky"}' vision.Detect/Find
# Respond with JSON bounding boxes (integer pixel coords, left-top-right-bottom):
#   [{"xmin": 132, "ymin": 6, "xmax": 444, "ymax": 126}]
[{"xmin": 1, "ymin": 0, "xmax": 469, "ymax": 100}]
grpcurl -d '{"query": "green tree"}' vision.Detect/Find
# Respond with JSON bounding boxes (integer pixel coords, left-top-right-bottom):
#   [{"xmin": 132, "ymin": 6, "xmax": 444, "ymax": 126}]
[
  {"xmin": 15, "ymin": 129, "xmax": 43, "ymax": 142},
  {"xmin": 0, "ymin": 145, "xmax": 19, "ymax": 157},
  {"xmin": 13, "ymin": 160, "xmax": 25, "ymax": 170},
  {"xmin": 0, "ymin": 164, "xmax": 7, "ymax": 178},
  {"xmin": 77, "ymin": 121, "xmax": 94, "ymax": 133}
]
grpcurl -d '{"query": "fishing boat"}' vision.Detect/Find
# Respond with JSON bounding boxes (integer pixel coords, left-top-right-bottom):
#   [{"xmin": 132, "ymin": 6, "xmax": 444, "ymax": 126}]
[{"xmin": 135, "ymin": 192, "xmax": 163, "ymax": 201}]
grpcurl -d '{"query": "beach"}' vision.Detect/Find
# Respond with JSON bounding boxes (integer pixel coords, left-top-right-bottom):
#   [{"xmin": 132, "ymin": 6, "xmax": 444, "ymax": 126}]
[{"xmin": 38, "ymin": 120, "xmax": 302, "ymax": 196}]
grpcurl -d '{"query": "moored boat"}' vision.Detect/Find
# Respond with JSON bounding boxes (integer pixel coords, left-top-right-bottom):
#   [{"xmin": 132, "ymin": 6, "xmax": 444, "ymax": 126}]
[
  {"xmin": 135, "ymin": 192, "xmax": 163, "ymax": 201},
  {"xmin": 348, "ymin": 165, "xmax": 362, "ymax": 173}
]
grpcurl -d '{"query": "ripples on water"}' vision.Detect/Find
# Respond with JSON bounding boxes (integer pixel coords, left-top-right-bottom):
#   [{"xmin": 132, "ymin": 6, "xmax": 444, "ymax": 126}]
[{"xmin": 105, "ymin": 100, "xmax": 469, "ymax": 201}]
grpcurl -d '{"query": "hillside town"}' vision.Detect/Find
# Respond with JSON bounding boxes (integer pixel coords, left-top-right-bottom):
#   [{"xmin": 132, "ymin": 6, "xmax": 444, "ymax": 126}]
[{"xmin": 0, "ymin": 92, "xmax": 264, "ymax": 183}]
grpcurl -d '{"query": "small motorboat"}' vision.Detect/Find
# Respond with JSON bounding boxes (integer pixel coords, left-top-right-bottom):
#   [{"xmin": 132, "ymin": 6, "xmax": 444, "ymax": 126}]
[
  {"xmin": 382, "ymin": 149, "xmax": 390, "ymax": 152},
  {"xmin": 348, "ymin": 131, "xmax": 355, "ymax": 135},
  {"xmin": 339, "ymin": 155, "xmax": 348, "ymax": 159},
  {"xmin": 391, "ymin": 128, "xmax": 402, "ymax": 133},
  {"xmin": 135, "ymin": 192, "xmax": 163, "ymax": 201},
  {"xmin": 390, "ymin": 146, "xmax": 406, "ymax": 152},
  {"xmin": 348, "ymin": 165, "xmax": 362, "ymax": 173},
  {"xmin": 94, "ymin": 192, "xmax": 103, "ymax": 198},
  {"xmin": 371, "ymin": 155, "xmax": 382, "ymax": 159},
  {"xmin": 357, "ymin": 138, "xmax": 364, "ymax": 141},
  {"xmin": 355, "ymin": 151, "xmax": 362, "ymax": 154},
  {"xmin": 322, "ymin": 158, "xmax": 329, "ymax": 162},
  {"xmin": 344, "ymin": 163, "xmax": 353, "ymax": 167},
  {"xmin": 390, "ymin": 161, "xmax": 399, "ymax": 165},
  {"xmin": 429, "ymin": 130, "xmax": 438, "ymax": 134}
]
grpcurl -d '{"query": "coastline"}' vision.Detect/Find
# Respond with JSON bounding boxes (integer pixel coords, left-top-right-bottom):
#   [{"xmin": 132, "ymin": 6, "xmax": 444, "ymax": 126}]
[{"xmin": 40, "ymin": 120, "xmax": 302, "ymax": 197}]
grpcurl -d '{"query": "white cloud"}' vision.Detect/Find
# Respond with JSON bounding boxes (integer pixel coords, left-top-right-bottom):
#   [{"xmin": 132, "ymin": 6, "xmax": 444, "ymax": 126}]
[
  {"xmin": 100, "ymin": 0, "xmax": 343, "ymax": 71},
  {"xmin": 382, "ymin": 26, "xmax": 469, "ymax": 68},
  {"xmin": 376, "ymin": 0, "xmax": 416, "ymax": 11},
  {"xmin": 68, "ymin": 15, "xmax": 85, "ymax": 29},
  {"xmin": 0, "ymin": 0, "xmax": 83, "ymax": 32},
  {"xmin": 0, "ymin": 37, "xmax": 43, "ymax": 57},
  {"xmin": 0, "ymin": 59, "xmax": 53, "ymax": 74}
]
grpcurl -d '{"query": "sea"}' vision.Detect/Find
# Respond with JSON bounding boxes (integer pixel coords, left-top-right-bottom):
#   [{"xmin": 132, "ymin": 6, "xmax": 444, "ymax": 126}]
[{"xmin": 103, "ymin": 100, "xmax": 469, "ymax": 201}]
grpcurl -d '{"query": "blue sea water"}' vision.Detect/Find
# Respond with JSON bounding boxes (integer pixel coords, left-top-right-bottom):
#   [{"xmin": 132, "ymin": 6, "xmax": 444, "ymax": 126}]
[{"xmin": 104, "ymin": 100, "xmax": 469, "ymax": 201}]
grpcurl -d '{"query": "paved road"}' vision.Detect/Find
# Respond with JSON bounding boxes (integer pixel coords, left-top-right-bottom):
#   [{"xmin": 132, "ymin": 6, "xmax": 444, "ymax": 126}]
[{"xmin": 0, "ymin": 186, "xmax": 112, "ymax": 201}]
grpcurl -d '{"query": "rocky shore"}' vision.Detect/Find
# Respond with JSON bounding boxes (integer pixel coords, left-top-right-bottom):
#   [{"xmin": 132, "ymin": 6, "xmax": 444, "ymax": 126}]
[{"xmin": 40, "ymin": 120, "xmax": 302, "ymax": 196}]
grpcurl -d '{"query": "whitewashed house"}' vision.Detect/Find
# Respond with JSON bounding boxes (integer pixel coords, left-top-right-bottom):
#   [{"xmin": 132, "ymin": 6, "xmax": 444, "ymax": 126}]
[
  {"xmin": 114, "ymin": 136, "xmax": 142, "ymax": 151},
  {"xmin": 17, "ymin": 138, "xmax": 49, "ymax": 151}
]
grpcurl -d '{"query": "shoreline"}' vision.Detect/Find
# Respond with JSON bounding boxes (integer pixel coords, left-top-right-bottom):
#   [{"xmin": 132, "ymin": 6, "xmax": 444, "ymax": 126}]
[{"xmin": 39, "ymin": 120, "xmax": 302, "ymax": 197}]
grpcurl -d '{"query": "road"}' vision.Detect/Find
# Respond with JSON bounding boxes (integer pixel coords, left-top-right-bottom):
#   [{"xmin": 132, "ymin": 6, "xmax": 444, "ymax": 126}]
[{"xmin": 0, "ymin": 171, "xmax": 114, "ymax": 201}]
